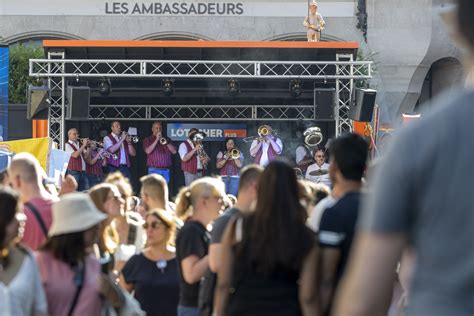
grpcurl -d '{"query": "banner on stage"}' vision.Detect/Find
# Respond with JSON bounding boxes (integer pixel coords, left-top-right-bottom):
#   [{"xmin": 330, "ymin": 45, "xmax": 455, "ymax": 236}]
[
  {"xmin": 48, "ymin": 149, "xmax": 71, "ymax": 187},
  {"xmin": 0, "ymin": 137, "xmax": 50, "ymax": 171},
  {"xmin": 167, "ymin": 123, "xmax": 247, "ymax": 141}
]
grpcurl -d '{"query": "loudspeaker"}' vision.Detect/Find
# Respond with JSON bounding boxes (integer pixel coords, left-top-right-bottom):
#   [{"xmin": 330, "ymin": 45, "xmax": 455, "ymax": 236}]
[
  {"xmin": 26, "ymin": 85, "xmax": 50, "ymax": 120},
  {"xmin": 314, "ymin": 88, "xmax": 335, "ymax": 120},
  {"xmin": 67, "ymin": 86, "xmax": 90, "ymax": 119},
  {"xmin": 349, "ymin": 89, "xmax": 377, "ymax": 122}
]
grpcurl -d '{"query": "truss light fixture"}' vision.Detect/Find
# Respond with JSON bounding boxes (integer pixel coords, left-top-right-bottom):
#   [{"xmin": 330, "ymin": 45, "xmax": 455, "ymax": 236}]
[
  {"xmin": 290, "ymin": 79, "xmax": 302, "ymax": 97},
  {"xmin": 227, "ymin": 79, "xmax": 240, "ymax": 97},
  {"xmin": 162, "ymin": 79, "xmax": 174, "ymax": 96},
  {"xmin": 99, "ymin": 79, "xmax": 111, "ymax": 96}
]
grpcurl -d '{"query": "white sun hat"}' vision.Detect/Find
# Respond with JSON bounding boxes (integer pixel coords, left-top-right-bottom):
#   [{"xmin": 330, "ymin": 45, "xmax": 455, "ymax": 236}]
[{"xmin": 48, "ymin": 192, "xmax": 107, "ymax": 237}]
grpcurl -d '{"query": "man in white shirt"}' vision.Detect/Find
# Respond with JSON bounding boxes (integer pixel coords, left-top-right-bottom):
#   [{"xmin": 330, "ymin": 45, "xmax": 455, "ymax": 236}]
[
  {"xmin": 103, "ymin": 121, "xmax": 136, "ymax": 180},
  {"xmin": 179, "ymin": 128, "xmax": 210, "ymax": 186},
  {"xmin": 305, "ymin": 148, "xmax": 331, "ymax": 187},
  {"xmin": 65, "ymin": 128, "xmax": 88, "ymax": 191},
  {"xmin": 249, "ymin": 125, "xmax": 283, "ymax": 166}
]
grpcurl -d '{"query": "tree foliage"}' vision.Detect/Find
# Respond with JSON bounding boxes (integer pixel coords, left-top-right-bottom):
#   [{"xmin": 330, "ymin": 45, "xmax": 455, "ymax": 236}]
[{"xmin": 9, "ymin": 44, "xmax": 44, "ymax": 104}]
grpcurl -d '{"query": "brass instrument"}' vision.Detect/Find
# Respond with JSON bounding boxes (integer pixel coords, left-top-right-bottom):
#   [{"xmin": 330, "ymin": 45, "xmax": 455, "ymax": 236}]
[
  {"xmin": 192, "ymin": 132, "xmax": 208, "ymax": 167},
  {"xmin": 131, "ymin": 136, "xmax": 139, "ymax": 143},
  {"xmin": 97, "ymin": 150, "xmax": 118, "ymax": 160},
  {"xmin": 257, "ymin": 125, "xmax": 270, "ymax": 138},
  {"xmin": 159, "ymin": 137, "xmax": 168, "ymax": 145},
  {"xmin": 303, "ymin": 126, "xmax": 323, "ymax": 148},
  {"xmin": 229, "ymin": 148, "xmax": 240, "ymax": 160}
]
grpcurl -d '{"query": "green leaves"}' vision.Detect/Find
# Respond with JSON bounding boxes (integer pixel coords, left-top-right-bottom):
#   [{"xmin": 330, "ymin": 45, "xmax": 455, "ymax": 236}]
[{"xmin": 9, "ymin": 44, "xmax": 44, "ymax": 104}]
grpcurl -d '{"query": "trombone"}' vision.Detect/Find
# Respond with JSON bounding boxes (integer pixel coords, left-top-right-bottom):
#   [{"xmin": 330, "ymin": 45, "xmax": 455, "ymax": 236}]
[{"xmin": 224, "ymin": 148, "xmax": 241, "ymax": 160}]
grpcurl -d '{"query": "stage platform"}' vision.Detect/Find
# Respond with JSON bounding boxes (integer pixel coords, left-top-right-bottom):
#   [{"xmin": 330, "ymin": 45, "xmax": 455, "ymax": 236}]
[{"xmin": 43, "ymin": 40, "xmax": 359, "ymax": 61}]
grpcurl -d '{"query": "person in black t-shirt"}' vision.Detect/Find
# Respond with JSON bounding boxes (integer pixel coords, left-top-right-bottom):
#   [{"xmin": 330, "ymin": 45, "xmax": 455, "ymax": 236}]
[
  {"xmin": 174, "ymin": 177, "xmax": 226, "ymax": 316},
  {"xmin": 317, "ymin": 133, "xmax": 368, "ymax": 315},
  {"xmin": 120, "ymin": 209, "xmax": 179, "ymax": 316}
]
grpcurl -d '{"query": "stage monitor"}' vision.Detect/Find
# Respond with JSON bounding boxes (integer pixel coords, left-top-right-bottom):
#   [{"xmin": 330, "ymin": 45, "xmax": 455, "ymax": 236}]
[
  {"xmin": 26, "ymin": 85, "xmax": 50, "ymax": 120},
  {"xmin": 349, "ymin": 88, "xmax": 377, "ymax": 122},
  {"xmin": 67, "ymin": 86, "xmax": 90, "ymax": 119}
]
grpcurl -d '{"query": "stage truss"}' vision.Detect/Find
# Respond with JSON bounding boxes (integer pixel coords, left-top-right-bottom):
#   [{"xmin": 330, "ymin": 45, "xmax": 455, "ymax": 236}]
[{"xmin": 30, "ymin": 55, "xmax": 372, "ymax": 149}]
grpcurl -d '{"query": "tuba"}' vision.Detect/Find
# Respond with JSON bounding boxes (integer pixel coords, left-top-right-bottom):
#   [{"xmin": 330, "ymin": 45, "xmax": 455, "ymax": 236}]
[{"xmin": 303, "ymin": 126, "xmax": 323, "ymax": 148}]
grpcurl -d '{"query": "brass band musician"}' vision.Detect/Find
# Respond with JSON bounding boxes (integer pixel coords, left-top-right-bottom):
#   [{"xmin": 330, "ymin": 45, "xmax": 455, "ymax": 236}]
[
  {"xmin": 304, "ymin": 1, "xmax": 326, "ymax": 42},
  {"xmin": 179, "ymin": 128, "xmax": 210, "ymax": 186},
  {"xmin": 305, "ymin": 148, "xmax": 331, "ymax": 187},
  {"xmin": 249, "ymin": 125, "xmax": 283, "ymax": 167},
  {"xmin": 65, "ymin": 128, "xmax": 89, "ymax": 191},
  {"xmin": 216, "ymin": 138, "xmax": 243, "ymax": 196}
]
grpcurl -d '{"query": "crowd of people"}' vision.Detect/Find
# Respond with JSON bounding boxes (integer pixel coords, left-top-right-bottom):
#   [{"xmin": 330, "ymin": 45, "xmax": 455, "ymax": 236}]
[{"xmin": 1, "ymin": 0, "xmax": 473, "ymax": 315}]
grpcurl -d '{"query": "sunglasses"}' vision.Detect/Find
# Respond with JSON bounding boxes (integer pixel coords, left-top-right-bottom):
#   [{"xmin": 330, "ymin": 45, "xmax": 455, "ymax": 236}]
[{"xmin": 143, "ymin": 221, "xmax": 167, "ymax": 230}]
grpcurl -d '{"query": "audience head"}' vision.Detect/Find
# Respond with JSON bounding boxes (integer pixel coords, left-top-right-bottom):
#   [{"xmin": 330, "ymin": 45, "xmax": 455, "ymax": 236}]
[
  {"xmin": 175, "ymin": 177, "xmax": 226, "ymax": 222},
  {"xmin": 105, "ymin": 172, "xmax": 133, "ymax": 213},
  {"xmin": 237, "ymin": 164, "xmax": 263, "ymax": 201},
  {"xmin": 8, "ymin": 152, "xmax": 44, "ymax": 198},
  {"xmin": 0, "ymin": 188, "xmax": 20, "ymax": 249},
  {"xmin": 140, "ymin": 174, "xmax": 168, "ymax": 210},
  {"xmin": 89, "ymin": 183, "xmax": 124, "ymax": 219},
  {"xmin": 328, "ymin": 133, "xmax": 368, "ymax": 184},
  {"xmin": 313, "ymin": 183, "xmax": 331, "ymax": 205},
  {"xmin": 144, "ymin": 209, "xmax": 176, "ymax": 248},
  {"xmin": 43, "ymin": 193, "xmax": 107, "ymax": 266},
  {"xmin": 0, "ymin": 168, "xmax": 9, "ymax": 188}
]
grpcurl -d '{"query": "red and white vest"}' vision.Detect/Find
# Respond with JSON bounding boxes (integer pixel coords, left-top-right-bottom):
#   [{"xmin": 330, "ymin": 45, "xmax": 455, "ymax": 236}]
[
  {"xmin": 181, "ymin": 140, "xmax": 201, "ymax": 174},
  {"xmin": 66, "ymin": 142, "xmax": 84, "ymax": 172}
]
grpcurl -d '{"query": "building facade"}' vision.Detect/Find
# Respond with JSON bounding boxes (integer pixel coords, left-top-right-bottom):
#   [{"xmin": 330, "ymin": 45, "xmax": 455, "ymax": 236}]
[{"xmin": 0, "ymin": 0, "xmax": 465, "ymax": 124}]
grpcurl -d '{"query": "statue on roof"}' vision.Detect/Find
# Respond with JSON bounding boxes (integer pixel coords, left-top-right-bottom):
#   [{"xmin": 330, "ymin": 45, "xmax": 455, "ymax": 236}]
[{"xmin": 303, "ymin": 1, "xmax": 326, "ymax": 42}]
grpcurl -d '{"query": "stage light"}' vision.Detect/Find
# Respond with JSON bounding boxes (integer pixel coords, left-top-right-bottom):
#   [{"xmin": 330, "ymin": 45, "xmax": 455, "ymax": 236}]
[
  {"xmin": 228, "ymin": 79, "xmax": 239, "ymax": 97},
  {"xmin": 162, "ymin": 79, "xmax": 174, "ymax": 96},
  {"xmin": 290, "ymin": 79, "xmax": 302, "ymax": 97},
  {"xmin": 99, "ymin": 79, "xmax": 111, "ymax": 96}
]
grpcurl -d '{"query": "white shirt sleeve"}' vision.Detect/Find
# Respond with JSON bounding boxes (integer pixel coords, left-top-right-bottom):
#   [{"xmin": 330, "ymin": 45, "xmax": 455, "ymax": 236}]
[
  {"xmin": 296, "ymin": 146, "xmax": 307, "ymax": 164},
  {"xmin": 249, "ymin": 139, "xmax": 258, "ymax": 157},
  {"xmin": 103, "ymin": 136, "xmax": 113, "ymax": 151},
  {"xmin": 178, "ymin": 142, "xmax": 188, "ymax": 160},
  {"xmin": 275, "ymin": 137, "xmax": 283, "ymax": 154}
]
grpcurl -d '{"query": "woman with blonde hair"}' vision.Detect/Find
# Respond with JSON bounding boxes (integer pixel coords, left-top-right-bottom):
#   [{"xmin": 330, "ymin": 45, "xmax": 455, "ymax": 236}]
[
  {"xmin": 105, "ymin": 172, "xmax": 145, "ymax": 271},
  {"xmin": 120, "ymin": 209, "xmax": 179, "ymax": 316},
  {"xmin": 174, "ymin": 177, "xmax": 226, "ymax": 316},
  {"xmin": 89, "ymin": 183, "xmax": 124, "ymax": 272}
]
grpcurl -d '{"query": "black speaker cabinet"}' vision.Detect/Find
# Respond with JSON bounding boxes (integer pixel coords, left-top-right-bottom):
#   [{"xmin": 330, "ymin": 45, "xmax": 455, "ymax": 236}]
[
  {"xmin": 67, "ymin": 86, "xmax": 90, "ymax": 119},
  {"xmin": 314, "ymin": 88, "xmax": 335, "ymax": 121},
  {"xmin": 349, "ymin": 89, "xmax": 377, "ymax": 122},
  {"xmin": 26, "ymin": 85, "xmax": 49, "ymax": 120}
]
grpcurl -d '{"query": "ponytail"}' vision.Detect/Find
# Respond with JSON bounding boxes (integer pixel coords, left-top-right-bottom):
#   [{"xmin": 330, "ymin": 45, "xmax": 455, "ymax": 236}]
[{"xmin": 175, "ymin": 186, "xmax": 193, "ymax": 219}]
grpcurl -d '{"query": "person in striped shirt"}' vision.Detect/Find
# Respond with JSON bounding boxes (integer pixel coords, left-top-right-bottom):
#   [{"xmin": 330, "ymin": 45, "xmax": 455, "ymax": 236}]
[{"xmin": 143, "ymin": 121, "xmax": 177, "ymax": 183}]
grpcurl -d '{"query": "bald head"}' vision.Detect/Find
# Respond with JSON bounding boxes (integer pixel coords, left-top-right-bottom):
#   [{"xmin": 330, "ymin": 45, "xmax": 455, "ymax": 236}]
[{"xmin": 9, "ymin": 152, "xmax": 42, "ymax": 184}]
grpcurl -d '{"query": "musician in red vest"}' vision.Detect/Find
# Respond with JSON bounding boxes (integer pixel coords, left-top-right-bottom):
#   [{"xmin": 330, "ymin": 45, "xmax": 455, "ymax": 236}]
[
  {"xmin": 216, "ymin": 138, "xmax": 243, "ymax": 196},
  {"xmin": 250, "ymin": 124, "xmax": 283, "ymax": 166},
  {"xmin": 143, "ymin": 121, "xmax": 177, "ymax": 183},
  {"xmin": 178, "ymin": 128, "xmax": 210, "ymax": 186},
  {"xmin": 102, "ymin": 121, "xmax": 136, "ymax": 180},
  {"xmin": 65, "ymin": 128, "xmax": 89, "ymax": 191}
]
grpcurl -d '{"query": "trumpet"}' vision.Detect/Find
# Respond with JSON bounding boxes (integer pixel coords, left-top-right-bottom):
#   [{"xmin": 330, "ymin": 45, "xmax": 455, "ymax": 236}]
[
  {"xmin": 97, "ymin": 150, "xmax": 118, "ymax": 160},
  {"xmin": 228, "ymin": 148, "xmax": 241, "ymax": 160},
  {"xmin": 131, "ymin": 136, "xmax": 139, "ymax": 143},
  {"xmin": 258, "ymin": 125, "xmax": 270, "ymax": 138},
  {"xmin": 159, "ymin": 137, "xmax": 168, "ymax": 145}
]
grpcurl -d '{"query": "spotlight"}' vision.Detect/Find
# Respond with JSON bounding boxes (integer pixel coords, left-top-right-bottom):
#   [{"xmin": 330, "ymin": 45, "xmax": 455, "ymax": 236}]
[
  {"xmin": 162, "ymin": 79, "xmax": 174, "ymax": 96},
  {"xmin": 98, "ymin": 79, "xmax": 111, "ymax": 96},
  {"xmin": 290, "ymin": 79, "xmax": 303, "ymax": 97},
  {"xmin": 227, "ymin": 79, "xmax": 240, "ymax": 97}
]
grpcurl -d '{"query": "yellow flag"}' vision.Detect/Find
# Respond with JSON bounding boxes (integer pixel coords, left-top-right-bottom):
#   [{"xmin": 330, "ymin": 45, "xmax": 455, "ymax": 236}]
[{"xmin": 0, "ymin": 137, "xmax": 51, "ymax": 171}]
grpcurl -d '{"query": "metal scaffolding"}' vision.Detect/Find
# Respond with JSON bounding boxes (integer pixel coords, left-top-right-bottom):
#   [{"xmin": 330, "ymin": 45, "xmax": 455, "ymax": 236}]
[{"xmin": 29, "ymin": 56, "xmax": 372, "ymax": 148}]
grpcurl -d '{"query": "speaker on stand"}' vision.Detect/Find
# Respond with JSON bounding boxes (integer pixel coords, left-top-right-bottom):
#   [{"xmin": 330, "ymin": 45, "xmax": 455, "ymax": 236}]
[{"xmin": 66, "ymin": 86, "xmax": 90, "ymax": 120}]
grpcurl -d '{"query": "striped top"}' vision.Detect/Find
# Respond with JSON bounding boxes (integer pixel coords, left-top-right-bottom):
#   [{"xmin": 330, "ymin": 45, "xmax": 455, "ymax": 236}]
[
  {"xmin": 85, "ymin": 149, "xmax": 104, "ymax": 177},
  {"xmin": 143, "ymin": 135, "xmax": 173, "ymax": 168}
]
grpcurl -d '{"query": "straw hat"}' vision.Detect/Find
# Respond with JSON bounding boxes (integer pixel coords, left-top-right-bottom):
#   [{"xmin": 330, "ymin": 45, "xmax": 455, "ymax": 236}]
[{"xmin": 48, "ymin": 192, "xmax": 107, "ymax": 237}]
